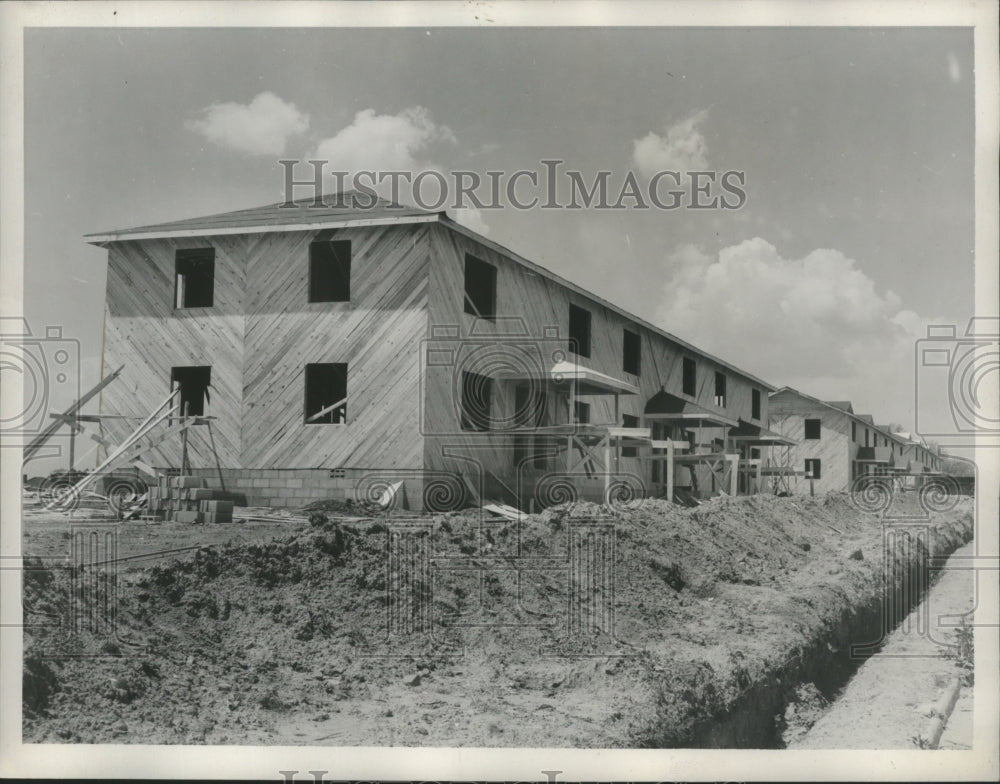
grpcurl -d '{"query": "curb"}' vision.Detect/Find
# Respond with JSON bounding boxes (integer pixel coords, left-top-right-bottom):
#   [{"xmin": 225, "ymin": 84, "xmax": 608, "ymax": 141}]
[{"xmin": 922, "ymin": 675, "xmax": 963, "ymax": 749}]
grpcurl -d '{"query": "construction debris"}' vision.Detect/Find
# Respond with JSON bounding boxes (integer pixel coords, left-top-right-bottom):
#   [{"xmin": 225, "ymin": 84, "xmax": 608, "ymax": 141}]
[
  {"xmin": 483, "ymin": 502, "xmax": 524, "ymax": 521},
  {"xmin": 146, "ymin": 475, "xmax": 246, "ymax": 523}
]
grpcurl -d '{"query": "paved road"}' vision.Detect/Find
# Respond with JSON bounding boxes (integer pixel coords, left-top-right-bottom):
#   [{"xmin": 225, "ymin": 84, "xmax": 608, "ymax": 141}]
[{"xmin": 792, "ymin": 540, "xmax": 976, "ymax": 749}]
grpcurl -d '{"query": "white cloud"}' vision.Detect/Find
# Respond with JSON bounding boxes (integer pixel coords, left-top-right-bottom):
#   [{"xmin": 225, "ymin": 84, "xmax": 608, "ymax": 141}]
[
  {"xmin": 451, "ymin": 207, "xmax": 490, "ymax": 236},
  {"xmin": 654, "ymin": 238, "xmax": 942, "ymax": 427},
  {"xmin": 315, "ymin": 106, "xmax": 456, "ymax": 175},
  {"xmin": 186, "ymin": 92, "xmax": 309, "ymax": 156},
  {"xmin": 632, "ymin": 109, "xmax": 710, "ymax": 175}
]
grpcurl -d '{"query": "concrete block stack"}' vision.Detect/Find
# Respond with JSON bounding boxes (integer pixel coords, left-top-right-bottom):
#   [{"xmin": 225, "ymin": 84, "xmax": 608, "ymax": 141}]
[{"xmin": 147, "ymin": 475, "xmax": 243, "ymax": 523}]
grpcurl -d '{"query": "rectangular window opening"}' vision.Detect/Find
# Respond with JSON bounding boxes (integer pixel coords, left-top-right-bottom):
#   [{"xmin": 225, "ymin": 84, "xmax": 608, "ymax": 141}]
[
  {"xmin": 714, "ymin": 372, "xmax": 727, "ymax": 408},
  {"xmin": 751, "ymin": 388, "xmax": 761, "ymax": 420},
  {"xmin": 513, "ymin": 383, "xmax": 544, "ymax": 467},
  {"xmin": 804, "ymin": 418, "xmax": 821, "ymax": 439},
  {"xmin": 622, "ymin": 328, "xmax": 641, "ymax": 376},
  {"xmin": 309, "ymin": 239, "xmax": 352, "ymax": 303},
  {"xmin": 513, "ymin": 382, "xmax": 546, "ymax": 429},
  {"xmin": 568, "ymin": 304, "xmax": 592, "ymax": 358},
  {"xmin": 573, "ymin": 400, "xmax": 590, "ymax": 424},
  {"xmin": 852, "ymin": 422, "xmax": 857, "ymax": 442},
  {"xmin": 464, "ymin": 254, "xmax": 497, "ymax": 320},
  {"xmin": 805, "ymin": 458, "xmax": 822, "ymax": 479},
  {"xmin": 621, "ymin": 413, "xmax": 639, "ymax": 457},
  {"xmin": 682, "ymin": 357, "xmax": 697, "ymax": 397},
  {"xmin": 460, "ymin": 370, "xmax": 493, "ymax": 431},
  {"xmin": 304, "ymin": 363, "xmax": 348, "ymax": 424},
  {"xmin": 174, "ymin": 249, "xmax": 215, "ymax": 309},
  {"xmin": 170, "ymin": 366, "xmax": 211, "ymax": 417}
]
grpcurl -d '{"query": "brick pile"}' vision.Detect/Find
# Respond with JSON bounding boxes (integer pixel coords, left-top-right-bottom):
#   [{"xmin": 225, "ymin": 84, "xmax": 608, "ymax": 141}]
[{"xmin": 147, "ymin": 475, "xmax": 242, "ymax": 523}]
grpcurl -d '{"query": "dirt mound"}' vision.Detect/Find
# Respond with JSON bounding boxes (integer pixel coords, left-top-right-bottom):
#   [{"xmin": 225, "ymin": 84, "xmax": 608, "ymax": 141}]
[{"xmin": 22, "ymin": 493, "xmax": 974, "ymax": 746}]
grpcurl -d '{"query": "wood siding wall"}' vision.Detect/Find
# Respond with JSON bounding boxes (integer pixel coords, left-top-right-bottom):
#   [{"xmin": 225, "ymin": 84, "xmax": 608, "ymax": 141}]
[
  {"xmin": 241, "ymin": 224, "xmax": 428, "ymax": 470},
  {"xmin": 768, "ymin": 391, "xmax": 856, "ymax": 493},
  {"xmin": 422, "ymin": 223, "xmax": 769, "ymax": 497},
  {"xmin": 101, "ymin": 236, "xmax": 246, "ymax": 468},
  {"xmin": 101, "ymin": 224, "xmax": 430, "ymax": 471}
]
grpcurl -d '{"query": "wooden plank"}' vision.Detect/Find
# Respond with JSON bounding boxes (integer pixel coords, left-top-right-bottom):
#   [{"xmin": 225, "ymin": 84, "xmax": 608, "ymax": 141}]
[
  {"xmin": 131, "ymin": 460, "xmax": 158, "ymax": 477},
  {"xmin": 23, "ymin": 365, "xmax": 124, "ymax": 463},
  {"xmin": 304, "ymin": 396, "xmax": 348, "ymax": 424},
  {"xmin": 46, "ymin": 393, "xmax": 179, "ymax": 509},
  {"xmin": 483, "ymin": 503, "xmax": 522, "ymax": 521},
  {"xmin": 376, "ymin": 481, "xmax": 404, "ymax": 509}
]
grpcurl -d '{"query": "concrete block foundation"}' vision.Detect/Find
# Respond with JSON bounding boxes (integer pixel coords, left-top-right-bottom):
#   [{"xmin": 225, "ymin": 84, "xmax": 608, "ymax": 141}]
[{"xmin": 155, "ymin": 467, "xmax": 432, "ymax": 511}]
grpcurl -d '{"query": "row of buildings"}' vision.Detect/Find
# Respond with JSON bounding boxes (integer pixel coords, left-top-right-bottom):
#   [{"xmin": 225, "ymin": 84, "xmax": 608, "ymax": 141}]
[
  {"xmin": 81, "ymin": 192, "xmax": 957, "ymax": 510},
  {"xmin": 767, "ymin": 387, "xmax": 946, "ymax": 495}
]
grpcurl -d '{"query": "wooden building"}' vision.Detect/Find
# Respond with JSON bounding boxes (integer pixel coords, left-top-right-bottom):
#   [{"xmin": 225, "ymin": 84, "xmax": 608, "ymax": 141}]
[
  {"xmin": 767, "ymin": 387, "xmax": 943, "ymax": 495},
  {"xmin": 87, "ymin": 193, "xmax": 775, "ymax": 510},
  {"xmin": 891, "ymin": 430, "xmax": 946, "ymax": 484}
]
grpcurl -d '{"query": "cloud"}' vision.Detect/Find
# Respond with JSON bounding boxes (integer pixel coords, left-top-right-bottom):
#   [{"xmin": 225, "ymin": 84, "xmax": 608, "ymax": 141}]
[
  {"xmin": 632, "ymin": 109, "xmax": 710, "ymax": 175},
  {"xmin": 451, "ymin": 206, "xmax": 490, "ymax": 235},
  {"xmin": 654, "ymin": 238, "xmax": 942, "ymax": 427},
  {"xmin": 314, "ymin": 106, "xmax": 456, "ymax": 175},
  {"xmin": 186, "ymin": 92, "xmax": 309, "ymax": 156}
]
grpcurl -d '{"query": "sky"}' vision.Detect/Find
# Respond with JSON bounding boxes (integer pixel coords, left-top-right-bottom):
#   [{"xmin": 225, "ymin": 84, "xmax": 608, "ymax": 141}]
[{"xmin": 21, "ymin": 25, "xmax": 976, "ymax": 471}]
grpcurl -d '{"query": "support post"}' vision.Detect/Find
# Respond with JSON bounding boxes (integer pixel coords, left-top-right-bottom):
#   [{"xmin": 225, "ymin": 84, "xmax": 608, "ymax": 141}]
[
  {"xmin": 180, "ymin": 402, "xmax": 190, "ymax": 474},
  {"xmin": 567, "ymin": 379, "xmax": 576, "ymax": 472},
  {"xmin": 728, "ymin": 453, "xmax": 739, "ymax": 496},
  {"xmin": 206, "ymin": 420, "xmax": 226, "ymax": 492},
  {"xmin": 68, "ymin": 417, "xmax": 76, "ymax": 472},
  {"xmin": 44, "ymin": 391, "xmax": 179, "ymax": 509},
  {"xmin": 666, "ymin": 439, "xmax": 675, "ymax": 502},
  {"xmin": 23, "ymin": 364, "xmax": 124, "ymax": 465},
  {"xmin": 603, "ymin": 438, "xmax": 611, "ymax": 497}
]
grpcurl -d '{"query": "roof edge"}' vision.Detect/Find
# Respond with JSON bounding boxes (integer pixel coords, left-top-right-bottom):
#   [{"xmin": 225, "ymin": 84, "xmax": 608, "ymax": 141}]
[
  {"xmin": 439, "ymin": 216, "xmax": 777, "ymax": 393},
  {"xmin": 84, "ymin": 212, "xmax": 442, "ymax": 245},
  {"xmin": 769, "ymin": 386, "xmax": 914, "ymax": 446}
]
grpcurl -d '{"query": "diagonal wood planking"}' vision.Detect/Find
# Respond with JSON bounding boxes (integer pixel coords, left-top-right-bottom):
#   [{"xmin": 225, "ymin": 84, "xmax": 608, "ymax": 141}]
[
  {"xmin": 101, "ymin": 224, "xmax": 430, "ymax": 472},
  {"xmin": 98, "ymin": 214, "xmax": 772, "ymax": 493},
  {"xmin": 768, "ymin": 393, "xmax": 854, "ymax": 493},
  {"xmin": 241, "ymin": 223, "xmax": 429, "ymax": 469},
  {"xmin": 101, "ymin": 236, "xmax": 246, "ymax": 468},
  {"xmin": 423, "ymin": 223, "xmax": 770, "ymax": 496}
]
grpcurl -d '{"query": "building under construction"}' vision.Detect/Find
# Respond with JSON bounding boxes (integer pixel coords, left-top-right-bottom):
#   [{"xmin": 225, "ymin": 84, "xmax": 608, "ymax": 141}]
[{"xmin": 83, "ymin": 192, "xmax": 792, "ymax": 511}]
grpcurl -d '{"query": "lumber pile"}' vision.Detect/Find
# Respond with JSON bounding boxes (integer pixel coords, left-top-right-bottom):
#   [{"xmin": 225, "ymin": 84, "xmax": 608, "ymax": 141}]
[{"xmin": 148, "ymin": 475, "xmax": 246, "ymax": 523}]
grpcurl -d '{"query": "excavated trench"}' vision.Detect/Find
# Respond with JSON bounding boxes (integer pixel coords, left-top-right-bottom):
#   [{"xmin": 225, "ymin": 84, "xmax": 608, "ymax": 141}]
[
  {"xmin": 683, "ymin": 522, "xmax": 973, "ymax": 748},
  {"xmin": 22, "ymin": 494, "xmax": 975, "ymax": 747}
]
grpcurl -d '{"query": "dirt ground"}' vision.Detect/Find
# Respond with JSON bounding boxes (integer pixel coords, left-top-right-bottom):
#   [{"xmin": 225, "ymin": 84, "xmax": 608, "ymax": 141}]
[
  {"xmin": 790, "ymin": 539, "xmax": 977, "ymax": 749},
  {"xmin": 20, "ymin": 490, "xmax": 974, "ymax": 747}
]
